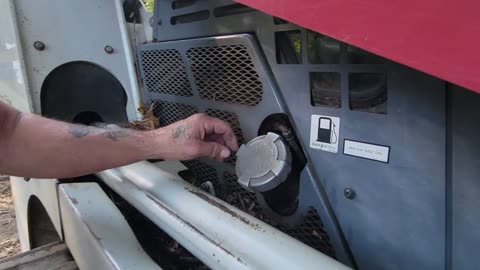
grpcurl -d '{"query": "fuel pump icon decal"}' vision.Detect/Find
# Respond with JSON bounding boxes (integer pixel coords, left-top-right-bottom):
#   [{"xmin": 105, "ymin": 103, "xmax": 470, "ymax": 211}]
[
  {"xmin": 310, "ymin": 115, "xmax": 340, "ymax": 153},
  {"xmin": 317, "ymin": 117, "xmax": 337, "ymax": 144}
]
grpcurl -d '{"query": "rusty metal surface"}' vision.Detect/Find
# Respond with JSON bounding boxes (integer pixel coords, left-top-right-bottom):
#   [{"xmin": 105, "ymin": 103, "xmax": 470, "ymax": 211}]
[
  {"xmin": 58, "ymin": 183, "xmax": 161, "ymax": 270},
  {"xmin": 96, "ymin": 161, "xmax": 351, "ymax": 270}
]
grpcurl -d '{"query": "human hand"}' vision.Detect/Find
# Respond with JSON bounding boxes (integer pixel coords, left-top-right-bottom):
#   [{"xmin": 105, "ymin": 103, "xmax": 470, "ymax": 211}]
[{"xmin": 160, "ymin": 114, "xmax": 239, "ymax": 161}]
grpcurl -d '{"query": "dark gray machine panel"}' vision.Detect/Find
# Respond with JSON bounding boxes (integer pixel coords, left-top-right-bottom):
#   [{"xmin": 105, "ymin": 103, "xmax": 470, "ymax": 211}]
[
  {"xmin": 451, "ymin": 85, "xmax": 480, "ymax": 270},
  {"xmin": 136, "ymin": 1, "xmax": 457, "ymax": 269},
  {"xmin": 137, "ymin": 34, "xmax": 353, "ymax": 266},
  {"xmin": 138, "ymin": 34, "xmax": 283, "ymax": 139}
]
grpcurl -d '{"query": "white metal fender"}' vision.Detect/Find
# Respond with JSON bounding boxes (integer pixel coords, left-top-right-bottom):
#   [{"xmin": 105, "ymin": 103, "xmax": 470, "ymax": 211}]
[{"xmin": 97, "ymin": 161, "xmax": 351, "ymax": 270}]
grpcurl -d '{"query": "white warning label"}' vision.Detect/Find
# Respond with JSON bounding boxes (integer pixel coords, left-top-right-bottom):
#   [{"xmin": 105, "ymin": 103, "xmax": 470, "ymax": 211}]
[
  {"xmin": 310, "ymin": 114, "xmax": 340, "ymax": 153},
  {"xmin": 343, "ymin": 140, "xmax": 390, "ymax": 163}
]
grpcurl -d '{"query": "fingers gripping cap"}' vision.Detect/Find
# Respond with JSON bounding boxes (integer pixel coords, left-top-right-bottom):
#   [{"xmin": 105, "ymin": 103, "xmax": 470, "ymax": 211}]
[{"xmin": 235, "ymin": 132, "xmax": 292, "ymax": 192}]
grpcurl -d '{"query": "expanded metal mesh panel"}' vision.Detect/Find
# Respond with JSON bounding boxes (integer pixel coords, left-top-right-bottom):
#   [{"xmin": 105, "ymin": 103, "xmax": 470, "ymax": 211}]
[
  {"xmin": 152, "ymin": 100, "xmax": 198, "ymax": 127},
  {"xmin": 187, "ymin": 45, "xmax": 263, "ymax": 106},
  {"xmin": 224, "ymin": 172, "xmax": 263, "ymax": 215},
  {"xmin": 140, "ymin": 49, "xmax": 193, "ymax": 96},
  {"xmin": 181, "ymin": 160, "xmax": 224, "ymax": 200},
  {"xmin": 138, "ymin": 31, "xmax": 340, "ymax": 265},
  {"xmin": 177, "ymin": 163, "xmax": 335, "ymax": 263},
  {"xmin": 181, "ymin": 160, "xmax": 218, "ymax": 184},
  {"xmin": 223, "ymin": 172, "xmax": 335, "ymax": 258},
  {"xmin": 205, "ymin": 109, "xmax": 245, "ymax": 144},
  {"xmin": 224, "ymin": 156, "xmax": 237, "ymax": 166},
  {"xmin": 205, "ymin": 109, "xmax": 245, "ymax": 166}
]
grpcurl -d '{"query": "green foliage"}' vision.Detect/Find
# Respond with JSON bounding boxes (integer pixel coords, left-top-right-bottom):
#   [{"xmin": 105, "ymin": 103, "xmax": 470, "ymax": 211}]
[
  {"xmin": 141, "ymin": 0, "xmax": 155, "ymax": 12},
  {"xmin": 293, "ymin": 39, "xmax": 301, "ymax": 54}
]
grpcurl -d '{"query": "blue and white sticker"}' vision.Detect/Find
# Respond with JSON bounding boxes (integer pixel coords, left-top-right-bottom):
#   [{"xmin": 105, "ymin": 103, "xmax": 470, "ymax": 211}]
[{"xmin": 310, "ymin": 115, "xmax": 340, "ymax": 153}]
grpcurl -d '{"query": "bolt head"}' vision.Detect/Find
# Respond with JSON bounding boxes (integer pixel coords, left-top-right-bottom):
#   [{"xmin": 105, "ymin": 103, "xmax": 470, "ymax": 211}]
[
  {"xmin": 344, "ymin": 188, "xmax": 356, "ymax": 199},
  {"xmin": 104, "ymin": 45, "xmax": 114, "ymax": 54},
  {"xmin": 33, "ymin": 41, "xmax": 45, "ymax": 51}
]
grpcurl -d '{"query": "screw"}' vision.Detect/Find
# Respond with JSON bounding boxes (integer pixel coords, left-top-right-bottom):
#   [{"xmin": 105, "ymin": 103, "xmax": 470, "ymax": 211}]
[
  {"xmin": 104, "ymin": 45, "xmax": 114, "ymax": 54},
  {"xmin": 33, "ymin": 41, "xmax": 45, "ymax": 51},
  {"xmin": 148, "ymin": 16, "xmax": 155, "ymax": 27},
  {"xmin": 344, "ymin": 188, "xmax": 355, "ymax": 200},
  {"xmin": 157, "ymin": 18, "xmax": 162, "ymax": 25}
]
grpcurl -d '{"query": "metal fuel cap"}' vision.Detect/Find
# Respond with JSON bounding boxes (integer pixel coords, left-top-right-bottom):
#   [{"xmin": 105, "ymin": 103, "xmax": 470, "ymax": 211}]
[{"xmin": 235, "ymin": 132, "xmax": 292, "ymax": 192}]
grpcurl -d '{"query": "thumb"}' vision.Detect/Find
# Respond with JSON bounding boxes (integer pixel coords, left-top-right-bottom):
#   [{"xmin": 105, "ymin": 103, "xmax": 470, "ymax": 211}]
[{"xmin": 196, "ymin": 141, "xmax": 231, "ymax": 161}]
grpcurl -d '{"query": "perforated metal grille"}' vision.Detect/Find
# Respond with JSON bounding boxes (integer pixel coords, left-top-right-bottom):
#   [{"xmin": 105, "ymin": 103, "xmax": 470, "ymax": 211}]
[
  {"xmin": 224, "ymin": 172, "xmax": 262, "ymax": 215},
  {"xmin": 152, "ymin": 100, "xmax": 198, "ymax": 127},
  {"xmin": 177, "ymin": 162, "xmax": 336, "ymax": 258},
  {"xmin": 205, "ymin": 109, "xmax": 245, "ymax": 165},
  {"xmin": 187, "ymin": 45, "xmax": 263, "ymax": 106},
  {"xmin": 140, "ymin": 49, "xmax": 193, "ymax": 96},
  {"xmin": 223, "ymin": 172, "xmax": 335, "ymax": 259},
  {"xmin": 181, "ymin": 160, "xmax": 224, "ymax": 199},
  {"xmin": 181, "ymin": 160, "xmax": 218, "ymax": 184},
  {"xmin": 205, "ymin": 109, "xmax": 245, "ymax": 144}
]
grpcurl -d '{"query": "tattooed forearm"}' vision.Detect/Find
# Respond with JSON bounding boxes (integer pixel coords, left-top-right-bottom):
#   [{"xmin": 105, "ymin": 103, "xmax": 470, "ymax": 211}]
[
  {"xmin": 102, "ymin": 129, "xmax": 132, "ymax": 142},
  {"xmin": 68, "ymin": 124, "xmax": 91, "ymax": 138},
  {"xmin": 69, "ymin": 123, "xmax": 132, "ymax": 141},
  {"xmin": 171, "ymin": 124, "xmax": 191, "ymax": 140}
]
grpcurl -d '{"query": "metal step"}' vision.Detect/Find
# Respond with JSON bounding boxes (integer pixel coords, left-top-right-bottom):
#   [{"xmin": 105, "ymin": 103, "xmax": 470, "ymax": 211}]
[{"xmin": 0, "ymin": 242, "xmax": 78, "ymax": 270}]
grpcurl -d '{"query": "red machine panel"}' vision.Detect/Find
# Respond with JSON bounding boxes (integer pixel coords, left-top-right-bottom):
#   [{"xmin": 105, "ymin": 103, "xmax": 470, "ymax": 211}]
[{"xmin": 236, "ymin": 0, "xmax": 480, "ymax": 93}]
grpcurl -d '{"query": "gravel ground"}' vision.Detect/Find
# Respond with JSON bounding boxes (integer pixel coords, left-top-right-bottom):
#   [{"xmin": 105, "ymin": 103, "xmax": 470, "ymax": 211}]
[{"xmin": 0, "ymin": 177, "xmax": 20, "ymax": 259}]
